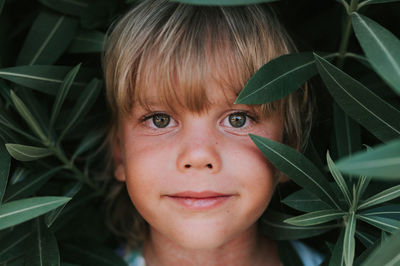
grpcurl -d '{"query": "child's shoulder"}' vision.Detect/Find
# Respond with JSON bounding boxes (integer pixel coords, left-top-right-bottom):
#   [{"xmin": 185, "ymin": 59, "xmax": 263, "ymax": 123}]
[{"xmin": 120, "ymin": 241, "xmax": 324, "ymax": 266}]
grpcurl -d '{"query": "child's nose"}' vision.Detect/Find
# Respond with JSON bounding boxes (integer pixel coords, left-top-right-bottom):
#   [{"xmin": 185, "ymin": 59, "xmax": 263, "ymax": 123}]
[{"xmin": 176, "ymin": 129, "xmax": 222, "ymax": 173}]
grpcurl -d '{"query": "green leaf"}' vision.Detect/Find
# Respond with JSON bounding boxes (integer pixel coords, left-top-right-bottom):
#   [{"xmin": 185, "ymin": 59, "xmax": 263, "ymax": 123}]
[
  {"xmin": 38, "ymin": 0, "xmax": 91, "ymax": 17},
  {"xmin": 26, "ymin": 218, "xmax": 60, "ymax": 266},
  {"xmin": 355, "ymin": 230, "xmax": 376, "ymax": 248},
  {"xmin": 282, "ymin": 188, "xmax": 331, "ymax": 212},
  {"xmin": 10, "ymin": 167, "xmax": 31, "ymax": 185},
  {"xmin": 0, "ymin": 65, "xmax": 95, "ymax": 95},
  {"xmin": 358, "ymin": 215, "xmax": 400, "ymax": 233},
  {"xmin": 0, "ymin": 111, "xmax": 39, "ymax": 142},
  {"xmin": 58, "ymin": 78, "xmax": 101, "ymax": 141},
  {"xmin": 45, "ymin": 182, "xmax": 82, "ymax": 227},
  {"xmin": 336, "ymin": 139, "xmax": 400, "ymax": 179},
  {"xmin": 16, "ymin": 10, "xmax": 78, "ymax": 66},
  {"xmin": 343, "ymin": 212, "xmax": 356, "ymax": 266},
  {"xmin": 0, "ymin": 140, "xmax": 10, "ymax": 204},
  {"xmin": 50, "ymin": 64, "xmax": 81, "ymax": 128},
  {"xmin": 0, "ymin": 196, "xmax": 71, "ymax": 230},
  {"xmin": 10, "ymin": 90, "xmax": 47, "ymax": 141},
  {"xmin": 359, "ymin": 0, "xmax": 400, "ymax": 8},
  {"xmin": 358, "ymin": 184, "xmax": 400, "ymax": 210},
  {"xmin": 352, "ymin": 13, "xmax": 400, "ymax": 95},
  {"xmin": 284, "ymin": 209, "xmax": 345, "ymax": 226},
  {"xmin": 0, "ymin": 0, "xmax": 5, "ymax": 15},
  {"xmin": 260, "ymin": 209, "xmax": 336, "ymax": 240},
  {"xmin": 5, "ymin": 144, "xmax": 52, "ymax": 162},
  {"xmin": 249, "ymin": 134, "xmax": 340, "ymax": 209},
  {"xmin": 327, "ymin": 151, "xmax": 352, "ymax": 207},
  {"xmin": 362, "ymin": 229, "xmax": 400, "ymax": 266},
  {"xmin": 355, "ymin": 175, "xmax": 371, "ymax": 202},
  {"xmin": 71, "ymin": 130, "xmax": 104, "ymax": 161},
  {"xmin": 60, "ymin": 243, "xmax": 127, "ymax": 266},
  {"xmin": 0, "ymin": 225, "xmax": 31, "ymax": 263},
  {"xmin": 334, "ymin": 103, "xmax": 361, "ymax": 158},
  {"xmin": 3, "ymin": 168, "xmax": 60, "ymax": 202},
  {"xmin": 172, "ymin": 0, "xmax": 278, "ymax": 6},
  {"xmin": 314, "ymin": 53, "xmax": 400, "ymax": 142},
  {"xmin": 68, "ymin": 30, "xmax": 106, "ymax": 53},
  {"xmin": 360, "ymin": 204, "xmax": 400, "ymax": 220},
  {"xmin": 328, "ymin": 229, "xmax": 345, "ymax": 266},
  {"xmin": 235, "ymin": 52, "xmax": 324, "ymax": 104}
]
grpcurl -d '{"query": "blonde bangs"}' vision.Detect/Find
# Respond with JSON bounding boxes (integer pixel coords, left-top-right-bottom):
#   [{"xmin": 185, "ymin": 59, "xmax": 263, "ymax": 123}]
[{"xmin": 105, "ymin": 2, "xmax": 294, "ymax": 120}]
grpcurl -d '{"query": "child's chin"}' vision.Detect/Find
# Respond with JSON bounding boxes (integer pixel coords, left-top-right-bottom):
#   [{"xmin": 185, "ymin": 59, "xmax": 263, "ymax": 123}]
[{"xmin": 168, "ymin": 226, "xmax": 237, "ymax": 250}]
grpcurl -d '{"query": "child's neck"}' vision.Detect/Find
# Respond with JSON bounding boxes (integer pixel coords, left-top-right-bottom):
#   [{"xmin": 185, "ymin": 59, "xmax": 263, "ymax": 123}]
[{"xmin": 143, "ymin": 224, "xmax": 281, "ymax": 266}]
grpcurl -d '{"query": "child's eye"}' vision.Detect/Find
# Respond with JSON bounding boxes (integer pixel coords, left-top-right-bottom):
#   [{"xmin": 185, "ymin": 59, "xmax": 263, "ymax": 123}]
[
  {"xmin": 221, "ymin": 111, "xmax": 256, "ymax": 130},
  {"xmin": 228, "ymin": 113, "xmax": 247, "ymax": 128},
  {"xmin": 142, "ymin": 113, "xmax": 176, "ymax": 129}
]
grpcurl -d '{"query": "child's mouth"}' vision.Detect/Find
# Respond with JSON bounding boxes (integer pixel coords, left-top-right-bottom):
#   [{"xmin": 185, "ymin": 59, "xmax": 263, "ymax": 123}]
[{"xmin": 166, "ymin": 191, "xmax": 234, "ymax": 210}]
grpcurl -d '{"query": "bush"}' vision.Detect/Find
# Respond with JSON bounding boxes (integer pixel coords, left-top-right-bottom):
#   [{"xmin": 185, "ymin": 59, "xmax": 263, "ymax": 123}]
[{"xmin": 0, "ymin": 0, "xmax": 399, "ymax": 265}]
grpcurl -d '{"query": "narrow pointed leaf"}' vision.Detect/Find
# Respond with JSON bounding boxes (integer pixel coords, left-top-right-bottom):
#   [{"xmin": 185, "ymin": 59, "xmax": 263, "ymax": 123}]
[
  {"xmin": 358, "ymin": 184, "xmax": 400, "ymax": 210},
  {"xmin": 334, "ymin": 103, "xmax": 361, "ymax": 158},
  {"xmin": 172, "ymin": 0, "xmax": 278, "ymax": 6},
  {"xmin": 17, "ymin": 11, "xmax": 78, "ymax": 65},
  {"xmin": 355, "ymin": 230, "xmax": 376, "ymax": 248},
  {"xmin": 4, "ymin": 168, "xmax": 60, "ymax": 202},
  {"xmin": 250, "ymin": 134, "xmax": 340, "ymax": 209},
  {"xmin": 10, "ymin": 91, "xmax": 47, "ymax": 141},
  {"xmin": 236, "ymin": 52, "xmax": 325, "ymax": 104},
  {"xmin": 361, "ymin": 204, "xmax": 400, "ymax": 220},
  {"xmin": 282, "ymin": 188, "xmax": 331, "ymax": 212},
  {"xmin": 356, "ymin": 175, "xmax": 371, "ymax": 201},
  {"xmin": 0, "ymin": 196, "xmax": 71, "ymax": 230},
  {"xmin": 0, "ymin": 65, "xmax": 95, "ymax": 95},
  {"xmin": 327, "ymin": 151, "xmax": 352, "ymax": 206},
  {"xmin": 26, "ymin": 218, "xmax": 60, "ymax": 266},
  {"xmin": 45, "ymin": 182, "xmax": 82, "ymax": 227},
  {"xmin": 0, "ymin": 0, "xmax": 4, "ymax": 15},
  {"xmin": 336, "ymin": 139, "xmax": 400, "ymax": 179},
  {"xmin": 0, "ymin": 112, "xmax": 39, "ymax": 142},
  {"xmin": 71, "ymin": 130, "xmax": 104, "ymax": 161},
  {"xmin": 0, "ymin": 141, "xmax": 10, "ymax": 204},
  {"xmin": 362, "ymin": 230, "xmax": 400, "ymax": 266},
  {"xmin": 314, "ymin": 53, "xmax": 400, "ymax": 142},
  {"xmin": 261, "ymin": 209, "xmax": 336, "ymax": 240},
  {"xmin": 68, "ymin": 30, "xmax": 106, "ymax": 54},
  {"xmin": 59, "ymin": 78, "xmax": 101, "ymax": 141},
  {"xmin": 285, "ymin": 209, "xmax": 345, "ymax": 226},
  {"xmin": 358, "ymin": 215, "xmax": 400, "ymax": 233},
  {"xmin": 38, "ymin": 0, "xmax": 91, "ymax": 16},
  {"xmin": 50, "ymin": 64, "xmax": 81, "ymax": 127},
  {"xmin": 0, "ymin": 226, "xmax": 31, "ymax": 263},
  {"xmin": 343, "ymin": 212, "xmax": 356, "ymax": 266},
  {"xmin": 359, "ymin": 0, "xmax": 400, "ymax": 8},
  {"xmin": 328, "ymin": 229, "xmax": 345, "ymax": 266},
  {"xmin": 5, "ymin": 144, "xmax": 52, "ymax": 162},
  {"xmin": 352, "ymin": 13, "xmax": 400, "ymax": 95}
]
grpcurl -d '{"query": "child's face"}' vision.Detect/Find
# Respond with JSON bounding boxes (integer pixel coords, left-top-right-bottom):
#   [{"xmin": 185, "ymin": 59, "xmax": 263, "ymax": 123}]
[{"xmin": 113, "ymin": 82, "xmax": 283, "ymax": 249}]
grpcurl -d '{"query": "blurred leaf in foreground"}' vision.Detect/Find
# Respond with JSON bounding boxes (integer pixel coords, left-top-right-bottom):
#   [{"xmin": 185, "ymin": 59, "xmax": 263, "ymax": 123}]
[{"xmin": 336, "ymin": 139, "xmax": 400, "ymax": 179}]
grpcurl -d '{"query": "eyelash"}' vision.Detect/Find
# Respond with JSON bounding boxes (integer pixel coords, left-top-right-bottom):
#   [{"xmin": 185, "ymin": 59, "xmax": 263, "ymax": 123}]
[{"xmin": 140, "ymin": 111, "xmax": 258, "ymax": 130}]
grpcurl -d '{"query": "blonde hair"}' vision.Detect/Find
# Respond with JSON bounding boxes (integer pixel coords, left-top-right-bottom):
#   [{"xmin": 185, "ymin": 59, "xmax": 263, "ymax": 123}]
[{"xmin": 103, "ymin": 0, "xmax": 312, "ymax": 247}]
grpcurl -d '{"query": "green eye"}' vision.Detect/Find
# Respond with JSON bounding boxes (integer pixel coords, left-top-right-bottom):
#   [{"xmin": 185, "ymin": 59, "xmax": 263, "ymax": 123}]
[
  {"xmin": 152, "ymin": 114, "xmax": 170, "ymax": 128},
  {"xmin": 229, "ymin": 113, "xmax": 246, "ymax": 128}
]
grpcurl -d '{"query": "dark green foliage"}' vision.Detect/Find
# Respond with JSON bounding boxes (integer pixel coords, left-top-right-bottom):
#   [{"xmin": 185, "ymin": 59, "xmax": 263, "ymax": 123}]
[{"xmin": 0, "ymin": 0, "xmax": 399, "ymax": 265}]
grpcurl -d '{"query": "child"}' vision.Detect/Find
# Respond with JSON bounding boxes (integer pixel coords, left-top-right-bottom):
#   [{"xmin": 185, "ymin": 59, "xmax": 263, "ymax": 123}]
[{"xmin": 103, "ymin": 0, "xmax": 319, "ymax": 265}]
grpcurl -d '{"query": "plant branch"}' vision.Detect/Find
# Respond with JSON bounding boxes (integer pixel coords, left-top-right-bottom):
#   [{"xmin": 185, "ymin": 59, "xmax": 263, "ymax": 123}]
[{"xmin": 336, "ymin": 0, "xmax": 359, "ymax": 68}]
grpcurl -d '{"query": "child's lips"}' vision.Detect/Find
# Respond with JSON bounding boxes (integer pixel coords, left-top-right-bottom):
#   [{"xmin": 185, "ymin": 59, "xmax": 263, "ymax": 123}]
[{"xmin": 165, "ymin": 191, "xmax": 234, "ymax": 210}]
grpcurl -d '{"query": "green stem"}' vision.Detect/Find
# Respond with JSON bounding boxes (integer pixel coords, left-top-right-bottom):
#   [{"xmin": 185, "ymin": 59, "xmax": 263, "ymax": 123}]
[
  {"xmin": 336, "ymin": 0, "xmax": 359, "ymax": 68},
  {"xmin": 49, "ymin": 144, "xmax": 99, "ymax": 191}
]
